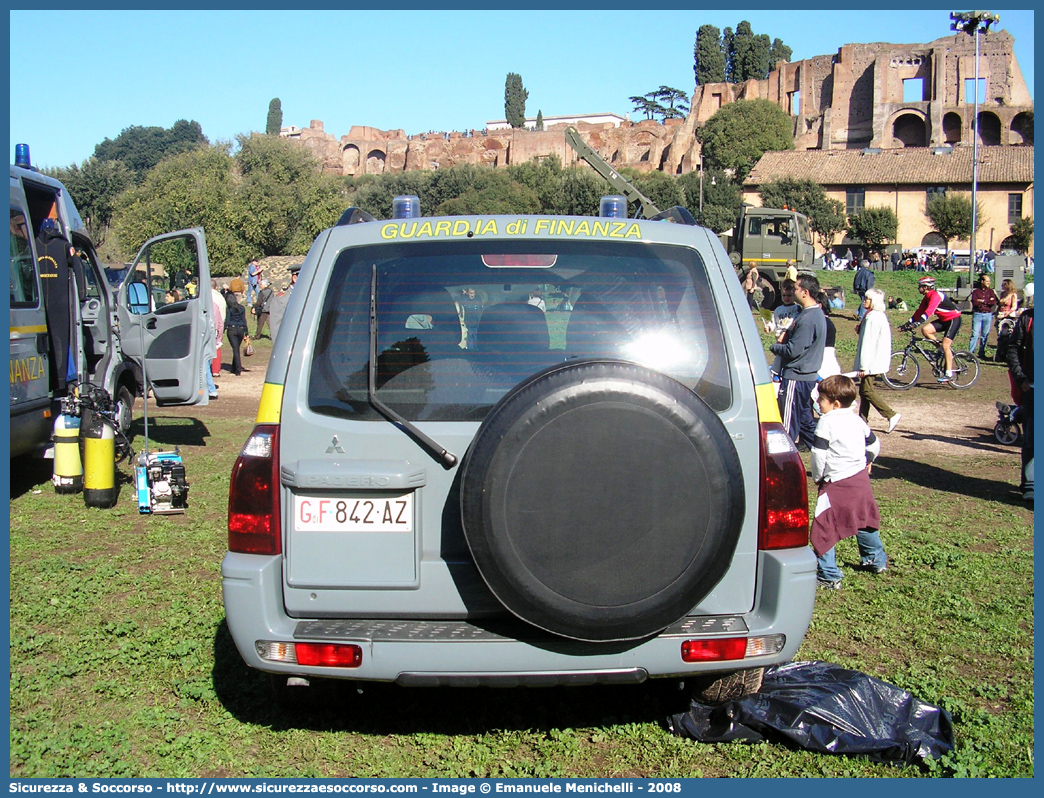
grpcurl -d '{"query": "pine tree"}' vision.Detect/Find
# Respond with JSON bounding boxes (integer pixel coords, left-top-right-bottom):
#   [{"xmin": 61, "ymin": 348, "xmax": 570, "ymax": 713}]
[
  {"xmin": 656, "ymin": 87, "xmax": 690, "ymax": 119},
  {"xmin": 504, "ymin": 73, "xmax": 529, "ymax": 129},
  {"xmin": 266, "ymin": 98, "xmax": 282, "ymax": 136}
]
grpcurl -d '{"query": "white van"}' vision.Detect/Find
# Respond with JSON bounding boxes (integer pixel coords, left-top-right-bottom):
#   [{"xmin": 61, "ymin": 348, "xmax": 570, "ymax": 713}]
[{"xmin": 10, "ymin": 146, "xmax": 216, "ymax": 458}]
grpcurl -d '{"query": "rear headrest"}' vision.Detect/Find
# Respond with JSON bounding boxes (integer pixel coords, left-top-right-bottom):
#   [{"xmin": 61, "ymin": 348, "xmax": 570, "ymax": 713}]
[
  {"xmin": 381, "ymin": 289, "xmax": 463, "ymax": 359},
  {"xmin": 565, "ymin": 304, "xmax": 626, "ymax": 358},
  {"xmin": 476, "ymin": 302, "xmax": 550, "ymax": 357}
]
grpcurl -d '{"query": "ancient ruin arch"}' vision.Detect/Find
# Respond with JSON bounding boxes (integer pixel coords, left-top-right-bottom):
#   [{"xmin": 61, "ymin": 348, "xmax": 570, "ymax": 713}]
[
  {"xmin": 976, "ymin": 112, "xmax": 1001, "ymax": 146},
  {"xmin": 628, "ymin": 131, "xmax": 656, "ymax": 165},
  {"xmin": 366, "ymin": 149, "xmax": 386, "ymax": 174},
  {"xmin": 342, "ymin": 144, "xmax": 361, "ymax": 175},
  {"xmin": 921, "ymin": 232, "xmax": 946, "ymax": 249},
  {"xmin": 891, "ymin": 111, "xmax": 927, "ymax": 148},
  {"xmin": 942, "ymin": 112, "xmax": 963, "ymax": 145},
  {"xmin": 1011, "ymin": 112, "xmax": 1034, "ymax": 146},
  {"xmin": 659, "ymin": 144, "xmax": 672, "ymax": 170}
]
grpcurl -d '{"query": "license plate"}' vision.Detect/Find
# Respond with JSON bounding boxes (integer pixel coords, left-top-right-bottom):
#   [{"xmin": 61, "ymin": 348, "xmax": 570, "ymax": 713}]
[{"xmin": 293, "ymin": 494, "xmax": 413, "ymax": 532}]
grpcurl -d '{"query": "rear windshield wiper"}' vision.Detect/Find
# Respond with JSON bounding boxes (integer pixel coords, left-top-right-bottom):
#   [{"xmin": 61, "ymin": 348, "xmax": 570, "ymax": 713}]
[{"xmin": 368, "ymin": 265, "xmax": 458, "ymax": 470}]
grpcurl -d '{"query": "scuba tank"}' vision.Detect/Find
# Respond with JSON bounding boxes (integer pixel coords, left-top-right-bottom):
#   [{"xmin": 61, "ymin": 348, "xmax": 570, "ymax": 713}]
[
  {"xmin": 81, "ymin": 408, "xmax": 117, "ymax": 508},
  {"xmin": 52, "ymin": 411, "xmax": 83, "ymax": 494}
]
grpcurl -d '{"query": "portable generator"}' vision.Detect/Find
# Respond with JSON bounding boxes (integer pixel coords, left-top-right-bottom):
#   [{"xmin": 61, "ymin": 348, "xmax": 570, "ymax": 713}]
[{"xmin": 135, "ymin": 450, "xmax": 189, "ymax": 514}]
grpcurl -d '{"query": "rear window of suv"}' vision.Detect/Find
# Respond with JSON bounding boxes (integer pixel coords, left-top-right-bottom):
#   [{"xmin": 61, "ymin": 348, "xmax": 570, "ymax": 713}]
[{"xmin": 308, "ymin": 239, "xmax": 732, "ymax": 422}]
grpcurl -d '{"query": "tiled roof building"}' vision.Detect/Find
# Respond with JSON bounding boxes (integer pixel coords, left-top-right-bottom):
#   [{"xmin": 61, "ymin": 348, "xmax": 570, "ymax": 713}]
[
  {"xmin": 744, "ymin": 146, "xmax": 1034, "ymax": 254},
  {"xmin": 747, "ymin": 146, "xmax": 1034, "ymax": 186}
]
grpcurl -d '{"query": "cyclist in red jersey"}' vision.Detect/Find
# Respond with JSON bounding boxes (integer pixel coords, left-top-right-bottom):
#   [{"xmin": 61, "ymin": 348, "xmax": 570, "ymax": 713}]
[{"xmin": 908, "ymin": 275, "xmax": 962, "ymax": 382}]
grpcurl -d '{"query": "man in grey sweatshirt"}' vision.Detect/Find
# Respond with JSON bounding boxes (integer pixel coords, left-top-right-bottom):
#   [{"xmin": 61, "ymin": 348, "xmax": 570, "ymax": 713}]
[{"xmin": 770, "ymin": 273, "xmax": 827, "ymax": 449}]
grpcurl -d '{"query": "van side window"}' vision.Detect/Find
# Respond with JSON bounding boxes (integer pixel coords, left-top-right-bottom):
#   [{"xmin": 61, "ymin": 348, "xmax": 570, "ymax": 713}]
[
  {"xmin": 9, "ymin": 210, "xmax": 37, "ymax": 305},
  {"xmin": 76, "ymin": 247, "xmax": 101, "ymax": 300}
]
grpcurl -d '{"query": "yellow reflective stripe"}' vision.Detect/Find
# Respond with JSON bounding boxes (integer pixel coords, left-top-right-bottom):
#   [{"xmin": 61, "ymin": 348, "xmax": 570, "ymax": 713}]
[
  {"xmin": 742, "ymin": 258, "xmax": 790, "ymax": 264},
  {"xmin": 755, "ymin": 383, "xmax": 781, "ymax": 423},
  {"xmin": 255, "ymin": 383, "xmax": 284, "ymax": 424},
  {"xmin": 10, "ymin": 325, "xmax": 48, "ymax": 335}
]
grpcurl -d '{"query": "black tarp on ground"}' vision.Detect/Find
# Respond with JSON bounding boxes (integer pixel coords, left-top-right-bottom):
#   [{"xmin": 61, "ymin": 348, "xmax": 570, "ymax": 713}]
[{"xmin": 669, "ymin": 661, "xmax": 954, "ymax": 765}]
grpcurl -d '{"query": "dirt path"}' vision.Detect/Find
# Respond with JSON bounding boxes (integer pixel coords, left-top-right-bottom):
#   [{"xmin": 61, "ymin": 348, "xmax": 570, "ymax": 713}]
[
  {"xmin": 177, "ymin": 342, "xmax": 272, "ymax": 422},
  {"xmin": 184, "ymin": 340, "xmax": 1018, "ymax": 460}
]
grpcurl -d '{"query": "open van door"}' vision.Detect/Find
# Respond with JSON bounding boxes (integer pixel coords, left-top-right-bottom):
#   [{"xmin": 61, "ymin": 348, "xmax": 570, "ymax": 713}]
[{"xmin": 116, "ymin": 228, "xmax": 213, "ymax": 406}]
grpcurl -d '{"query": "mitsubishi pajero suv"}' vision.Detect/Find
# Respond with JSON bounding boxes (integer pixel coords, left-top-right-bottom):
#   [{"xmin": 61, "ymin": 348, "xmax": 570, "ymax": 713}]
[{"xmin": 222, "ymin": 197, "xmax": 816, "ymax": 702}]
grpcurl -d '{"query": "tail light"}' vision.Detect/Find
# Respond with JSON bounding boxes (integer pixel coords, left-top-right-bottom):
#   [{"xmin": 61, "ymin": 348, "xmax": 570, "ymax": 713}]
[
  {"xmin": 681, "ymin": 637, "xmax": 747, "ymax": 662},
  {"xmin": 758, "ymin": 422, "xmax": 809, "ymax": 550},
  {"xmin": 295, "ymin": 643, "xmax": 363, "ymax": 668},
  {"xmin": 228, "ymin": 424, "xmax": 281, "ymax": 554},
  {"xmin": 680, "ymin": 635, "xmax": 786, "ymax": 663},
  {"xmin": 256, "ymin": 641, "xmax": 363, "ymax": 668}
]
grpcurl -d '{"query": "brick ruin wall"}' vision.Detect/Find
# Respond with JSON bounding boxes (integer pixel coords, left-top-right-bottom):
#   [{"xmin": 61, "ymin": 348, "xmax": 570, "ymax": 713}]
[{"xmin": 288, "ymin": 32, "xmax": 1031, "ymax": 178}]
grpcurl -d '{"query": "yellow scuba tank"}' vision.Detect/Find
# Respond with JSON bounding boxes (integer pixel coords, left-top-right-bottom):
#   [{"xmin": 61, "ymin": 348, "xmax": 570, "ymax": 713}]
[
  {"xmin": 52, "ymin": 411, "xmax": 83, "ymax": 494},
  {"xmin": 82, "ymin": 409, "xmax": 117, "ymax": 508}
]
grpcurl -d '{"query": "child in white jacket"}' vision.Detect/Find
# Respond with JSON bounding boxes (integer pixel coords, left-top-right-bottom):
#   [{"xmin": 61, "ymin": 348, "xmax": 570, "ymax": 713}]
[
  {"xmin": 810, "ymin": 375, "xmax": 888, "ymax": 589},
  {"xmin": 854, "ymin": 288, "xmax": 901, "ymax": 433}
]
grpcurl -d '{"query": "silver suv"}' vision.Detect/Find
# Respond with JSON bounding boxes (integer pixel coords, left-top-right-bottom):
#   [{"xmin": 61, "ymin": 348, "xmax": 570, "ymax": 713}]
[{"xmin": 222, "ymin": 199, "xmax": 816, "ymax": 701}]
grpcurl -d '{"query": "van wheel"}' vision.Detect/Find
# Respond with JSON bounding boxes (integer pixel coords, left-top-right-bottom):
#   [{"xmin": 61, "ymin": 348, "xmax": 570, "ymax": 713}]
[
  {"xmin": 688, "ymin": 667, "xmax": 764, "ymax": 704},
  {"xmin": 460, "ymin": 360, "xmax": 745, "ymax": 643},
  {"xmin": 114, "ymin": 385, "xmax": 135, "ymax": 438}
]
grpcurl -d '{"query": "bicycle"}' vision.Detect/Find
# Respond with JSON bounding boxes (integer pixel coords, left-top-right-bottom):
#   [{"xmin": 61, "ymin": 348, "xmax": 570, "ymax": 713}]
[{"xmin": 882, "ymin": 325, "xmax": 980, "ymax": 390}]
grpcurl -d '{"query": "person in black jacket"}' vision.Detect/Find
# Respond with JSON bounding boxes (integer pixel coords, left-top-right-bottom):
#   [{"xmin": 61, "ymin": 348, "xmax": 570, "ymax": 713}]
[
  {"xmin": 770, "ymin": 273, "xmax": 827, "ymax": 449},
  {"xmin": 253, "ymin": 279, "xmax": 273, "ymax": 339},
  {"xmin": 225, "ymin": 292, "xmax": 249, "ymax": 376},
  {"xmin": 853, "ymin": 260, "xmax": 875, "ymax": 321},
  {"xmin": 35, "ymin": 217, "xmax": 84, "ymax": 394},
  {"xmin": 1005, "ymin": 306, "xmax": 1033, "ymax": 503}
]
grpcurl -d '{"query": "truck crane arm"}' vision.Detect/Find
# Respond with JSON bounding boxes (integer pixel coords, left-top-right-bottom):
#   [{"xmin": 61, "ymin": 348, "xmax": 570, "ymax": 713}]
[{"xmin": 564, "ymin": 126, "xmax": 661, "ymax": 219}]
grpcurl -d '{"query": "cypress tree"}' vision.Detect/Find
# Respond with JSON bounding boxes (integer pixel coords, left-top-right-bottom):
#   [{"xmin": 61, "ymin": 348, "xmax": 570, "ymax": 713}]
[
  {"xmin": 504, "ymin": 73, "xmax": 529, "ymax": 128},
  {"xmin": 266, "ymin": 98, "xmax": 282, "ymax": 135},
  {"xmin": 694, "ymin": 25, "xmax": 726, "ymax": 85}
]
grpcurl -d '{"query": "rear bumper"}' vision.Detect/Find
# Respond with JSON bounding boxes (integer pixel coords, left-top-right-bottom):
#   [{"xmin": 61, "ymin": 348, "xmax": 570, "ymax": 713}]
[{"xmin": 221, "ymin": 548, "xmax": 817, "ymax": 685}]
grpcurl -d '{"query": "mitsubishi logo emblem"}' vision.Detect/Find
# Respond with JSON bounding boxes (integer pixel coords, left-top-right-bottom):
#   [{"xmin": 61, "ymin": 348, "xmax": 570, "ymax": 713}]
[{"xmin": 326, "ymin": 436, "xmax": 345, "ymax": 454}]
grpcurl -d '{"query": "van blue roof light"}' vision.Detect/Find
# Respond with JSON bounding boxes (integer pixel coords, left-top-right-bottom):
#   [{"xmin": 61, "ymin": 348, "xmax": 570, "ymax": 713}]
[
  {"xmin": 392, "ymin": 195, "xmax": 422, "ymax": 219},
  {"xmin": 14, "ymin": 144, "xmax": 31, "ymax": 169},
  {"xmin": 599, "ymin": 195, "xmax": 628, "ymax": 219}
]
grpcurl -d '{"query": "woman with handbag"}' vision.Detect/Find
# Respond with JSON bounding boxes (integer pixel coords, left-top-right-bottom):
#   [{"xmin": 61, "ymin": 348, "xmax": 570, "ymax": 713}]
[{"xmin": 225, "ymin": 291, "xmax": 249, "ymax": 376}]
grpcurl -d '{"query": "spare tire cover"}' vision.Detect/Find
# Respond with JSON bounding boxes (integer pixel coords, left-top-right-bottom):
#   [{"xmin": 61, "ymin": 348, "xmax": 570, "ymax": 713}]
[{"xmin": 460, "ymin": 360, "xmax": 744, "ymax": 642}]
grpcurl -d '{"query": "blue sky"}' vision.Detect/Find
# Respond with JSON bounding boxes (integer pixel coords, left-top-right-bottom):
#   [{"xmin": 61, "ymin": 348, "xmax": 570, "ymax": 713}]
[{"xmin": 9, "ymin": 7, "xmax": 1035, "ymax": 170}]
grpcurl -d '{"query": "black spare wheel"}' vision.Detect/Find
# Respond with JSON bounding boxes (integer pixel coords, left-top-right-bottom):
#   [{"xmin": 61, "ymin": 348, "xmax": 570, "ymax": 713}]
[{"xmin": 460, "ymin": 360, "xmax": 744, "ymax": 642}]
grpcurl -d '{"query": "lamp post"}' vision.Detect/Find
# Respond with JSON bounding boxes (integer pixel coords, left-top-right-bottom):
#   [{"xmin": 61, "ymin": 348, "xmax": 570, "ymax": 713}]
[
  {"xmin": 698, "ymin": 152, "xmax": 715, "ymax": 227},
  {"xmin": 699, "ymin": 151, "xmax": 704, "ymax": 222},
  {"xmin": 950, "ymin": 10, "xmax": 1000, "ymax": 280}
]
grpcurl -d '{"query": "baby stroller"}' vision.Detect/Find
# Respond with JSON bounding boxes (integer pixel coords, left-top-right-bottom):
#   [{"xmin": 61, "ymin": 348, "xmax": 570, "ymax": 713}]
[
  {"xmin": 995, "ymin": 316, "xmax": 1018, "ymax": 362},
  {"xmin": 994, "ymin": 401, "xmax": 1022, "ymax": 444}
]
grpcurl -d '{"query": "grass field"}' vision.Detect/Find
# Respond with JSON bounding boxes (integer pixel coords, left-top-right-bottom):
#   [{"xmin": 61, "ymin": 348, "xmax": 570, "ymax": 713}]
[{"xmin": 8, "ymin": 278, "xmax": 1034, "ymax": 778}]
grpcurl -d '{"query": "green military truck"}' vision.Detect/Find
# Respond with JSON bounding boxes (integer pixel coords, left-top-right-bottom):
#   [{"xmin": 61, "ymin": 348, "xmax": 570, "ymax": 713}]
[
  {"xmin": 720, "ymin": 205, "xmax": 815, "ymax": 309},
  {"xmin": 563, "ymin": 129, "xmax": 813, "ymax": 310}
]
